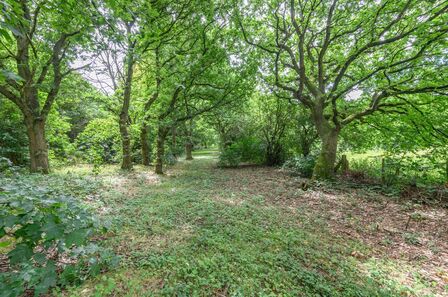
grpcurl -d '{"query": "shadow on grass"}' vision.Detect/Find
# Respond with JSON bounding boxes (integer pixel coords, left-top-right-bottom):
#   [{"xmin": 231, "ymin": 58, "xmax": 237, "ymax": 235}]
[{"xmin": 64, "ymin": 155, "xmax": 421, "ymax": 297}]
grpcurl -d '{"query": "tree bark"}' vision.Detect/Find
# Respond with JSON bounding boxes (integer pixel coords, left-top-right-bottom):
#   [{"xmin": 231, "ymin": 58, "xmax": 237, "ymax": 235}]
[
  {"xmin": 301, "ymin": 143, "xmax": 311, "ymax": 157},
  {"xmin": 185, "ymin": 121, "xmax": 193, "ymax": 160},
  {"xmin": 140, "ymin": 123, "xmax": 150, "ymax": 166},
  {"xmin": 266, "ymin": 142, "xmax": 282, "ymax": 166},
  {"xmin": 25, "ymin": 117, "xmax": 49, "ymax": 173},
  {"xmin": 119, "ymin": 111, "xmax": 132, "ymax": 170},
  {"xmin": 119, "ymin": 28, "xmax": 135, "ymax": 171},
  {"xmin": 171, "ymin": 126, "xmax": 178, "ymax": 160},
  {"xmin": 313, "ymin": 128, "xmax": 339, "ymax": 179},
  {"xmin": 185, "ymin": 142, "xmax": 193, "ymax": 160},
  {"xmin": 155, "ymin": 127, "xmax": 168, "ymax": 174}
]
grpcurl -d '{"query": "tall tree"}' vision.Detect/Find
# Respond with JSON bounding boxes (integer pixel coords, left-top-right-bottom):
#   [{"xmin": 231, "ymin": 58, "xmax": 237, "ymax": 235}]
[
  {"xmin": 0, "ymin": 0, "xmax": 92, "ymax": 173},
  {"xmin": 93, "ymin": 0, "xmax": 144, "ymax": 170},
  {"xmin": 237, "ymin": 0, "xmax": 448, "ymax": 178},
  {"xmin": 138, "ymin": 1, "xmax": 255, "ymax": 174}
]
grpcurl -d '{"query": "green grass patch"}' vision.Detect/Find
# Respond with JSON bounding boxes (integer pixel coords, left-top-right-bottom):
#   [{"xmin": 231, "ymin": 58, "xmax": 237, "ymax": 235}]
[{"xmin": 61, "ymin": 156, "xmax": 422, "ymax": 296}]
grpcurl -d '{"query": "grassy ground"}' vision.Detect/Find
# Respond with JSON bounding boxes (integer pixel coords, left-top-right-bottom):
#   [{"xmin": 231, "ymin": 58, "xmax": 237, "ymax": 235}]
[{"xmin": 53, "ymin": 150, "xmax": 447, "ymax": 297}]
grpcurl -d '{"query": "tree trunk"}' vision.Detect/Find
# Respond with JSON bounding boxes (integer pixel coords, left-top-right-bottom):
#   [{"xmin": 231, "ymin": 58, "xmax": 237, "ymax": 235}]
[
  {"xmin": 171, "ymin": 126, "xmax": 178, "ymax": 160},
  {"xmin": 185, "ymin": 121, "xmax": 193, "ymax": 160},
  {"xmin": 313, "ymin": 129, "xmax": 339, "ymax": 179},
  {"xmin": 266, "ymin": 142, "xmax": 282, "ymax": 166},
  {"xmin": 141, "ymin": 123, "xmax": 150, "ymax": 166},
  {"xmin": 155, "ymin": 127, "xmax": 168, "ymax": 174},
  {"xmin": 119, "ymin": 30, "xmax": 135, "ymax": 171},
  {"xmin": 119, "ymin": 112, "xmax": 132, "ymax": 170},
  {"xmin": 185, "ymin": 142, "xmax": 193, "ymax": 160},
  {"xmin": 301, "ymin": 142, "xmax": 311, "ymax": 157},
  {"xmin": 25, "ymin": 118, "xmax": 49, "ymax": 173}
]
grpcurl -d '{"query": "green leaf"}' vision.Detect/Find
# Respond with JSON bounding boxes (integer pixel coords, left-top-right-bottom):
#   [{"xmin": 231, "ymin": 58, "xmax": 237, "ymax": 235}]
[
  {"xmin": 15, "ymin": 223, "xmax": 42, "ymax": 243},
  {"xmin": 8, "ymin": 243, "xmax": 33, "ymax": 265},
  {"xmin": 0, "ymin": 28, "xmax": 12, "ymax": 42},
  {"xmin": 0, "ymin": 215, "xmax": 18, "ymax": 228},
  {"xmin": 0, "ymin": 239, "xmax": 13, "ymax": 248},
  {"xmin": 33, "ymin": 253, "xmax": 47, "ymax": 265},
  {"xmin": 65, "ymin": 228, "xmax": 88, "ymax": 246},
  {"xmin": 34, "ymin": 260, "xmax": 57, "ymax": 296},
  {"xmin": 41, "ymin": 219, "xmax": 63, "ymax": 241}
]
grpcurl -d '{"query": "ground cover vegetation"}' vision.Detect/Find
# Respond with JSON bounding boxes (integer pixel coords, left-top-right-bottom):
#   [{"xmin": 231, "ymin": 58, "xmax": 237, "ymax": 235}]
[{"xmin": 0, "ymin": 0, "xmax": 447, "ymax": 296}]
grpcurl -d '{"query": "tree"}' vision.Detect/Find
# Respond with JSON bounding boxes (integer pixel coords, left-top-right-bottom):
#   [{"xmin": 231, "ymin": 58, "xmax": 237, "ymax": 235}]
[
  {"xmin": 0, "ymin": 0, "xmax": 92, "ymax": 173},
  {"xmin": 93, "ymin": 0, "xmax": 145, "ymax": 171},
  {"xmin": 237, "ymin": 0, "xmax": 448, "ymax": 178},
  {"xmin": 252, "ymin": 93, "xmax": 293, "ymax": 165},
  {"xmin": 138, "ymin": 2, "xmax": 254, "ymax": 174}
]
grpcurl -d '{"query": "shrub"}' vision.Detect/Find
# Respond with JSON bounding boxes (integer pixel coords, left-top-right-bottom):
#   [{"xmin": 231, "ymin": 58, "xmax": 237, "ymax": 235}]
[
  {"xmin": 350, "ymin": 154, "xmax": 447, "ymax": 187},
  {"xmin": 218, "ymin": 144, "xmax": 242, "ymax": 167},
  {"xmin": 237, "ymin": 136, "xmax": 265, "ymax": 164},
  {"xmin": 283, "ymin": 155, "xmax": 317, "ymax": 178},
  {"xmin": 218, "ymin": 136, "xmax": 265, "ymax": 167},
  {"xmin": 0, "ymin": 180, "xmax": 117, "ymax": 296},
  {"xmin": 76, "ymin": 117, "xmax": 121, "ymax": 164},
  {"xmin": 0, "ymin": 157, "xmax": 13, "ymax": 171},
  {"xmin": 164, "ymin": 151, "xmax": 178, "ymax": 166},
  {"xmin": 0, "ymin": 101, "xmax": 29, "ymax": 165}
]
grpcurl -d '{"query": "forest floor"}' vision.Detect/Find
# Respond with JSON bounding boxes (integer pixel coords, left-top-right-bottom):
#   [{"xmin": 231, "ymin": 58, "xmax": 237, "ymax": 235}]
[{"xmin": 59, "ymin": 150, "xmax": 447, "ymax": 297}]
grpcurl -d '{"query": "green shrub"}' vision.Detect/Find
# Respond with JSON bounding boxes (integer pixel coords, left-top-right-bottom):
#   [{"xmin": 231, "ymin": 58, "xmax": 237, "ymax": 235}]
[
  {"xmin": 76, "ymin": 117, "xmax": 121, "ymax": 164},
  {"xmin": 164, "ymin": 151, "xmax": 178, "ymax": 166},
  {"xmin": 237, "ymin": 136, "xmax": 265, "ymax": 164},
  {"xmin": 0, "ymin": 157, "xmax": 13, "ymax": 171},
  {"xmin": 218, "ymin": 144, "xmax": 242, "ymax": 167},
  {"xmin": 0, "ymin": 101, "xmax": 29, "ymax": 165},
  {"xmin": 283, "ymin": 155, "xmax": 316, "ymax": 178},
  {"xmin": 350, "ymin": 154, "xmax": 447, "ymax": 186},
  {"xmin": 0, "ymin": 180, "xmax": 118, "ymax": 296},
  {"xmin": 218, "ymin": 136, "xmax": 265, "ymax": 167}
]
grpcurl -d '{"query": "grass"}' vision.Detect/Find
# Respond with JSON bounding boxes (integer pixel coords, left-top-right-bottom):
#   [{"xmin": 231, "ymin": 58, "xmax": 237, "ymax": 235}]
[
  {"xmin": 4, "ymin": 150, "xmax": 440, "ymax": 296},
  {"xmin": 50, "ymin": 151, "xmax": 437, "ymax": 297}
]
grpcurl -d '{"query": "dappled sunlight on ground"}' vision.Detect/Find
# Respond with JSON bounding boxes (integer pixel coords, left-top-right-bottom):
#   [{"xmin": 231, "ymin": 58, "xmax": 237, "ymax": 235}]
[
  {"xmin": 64, "ymin": 151, "xmax": 447, "ymax": 296},
  {"xmin": 214, "ymin": 165, "xmax": 448, "ymax": 296}
]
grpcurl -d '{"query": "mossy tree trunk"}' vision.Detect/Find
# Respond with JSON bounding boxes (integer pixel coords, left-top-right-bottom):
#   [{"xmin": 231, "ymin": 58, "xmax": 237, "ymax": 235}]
[
  {"xmin": 185, "ymin": 121, "xmax": 193, "ymax": 160},
  {"xmin": 185, "ymin": 142, "xmax": 193, "ymax": 160},
  {"xmin": 119, "ymin": 23, "xmax": 136, "ymax": 171},
  {"xmin": 312, "ymin": 105, "xmax": 340, "ymax": 179},
  {"xmin": 119, "ymin": 110, "xmax": 133, "ymax": 170},
  {"xmin": 140, "ymin": 123, "xmax": 150, "ymax": 166},
  {"xmin": 313, "ymin": 129, "xmax": 339, "ymax": 179},
  {"xmin": 155, "ymin": 126, "xmax": 168, "ymax": 174}
]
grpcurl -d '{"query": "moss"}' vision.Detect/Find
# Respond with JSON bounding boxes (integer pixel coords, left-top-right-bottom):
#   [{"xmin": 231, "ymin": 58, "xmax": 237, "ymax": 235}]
[{"xmin": 313, "ymin": 152, "xmax": 335, "ymax": 180}]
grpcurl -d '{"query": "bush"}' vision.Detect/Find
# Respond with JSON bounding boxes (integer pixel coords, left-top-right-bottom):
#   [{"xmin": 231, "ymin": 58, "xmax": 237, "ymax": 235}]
[
  {"xmin": 218, "ymin": 136, "xmax": 265, "ymax": 167},
  {"xmin": 0, "ymin": 180, "xmax": 117, "ymax": 296},
  {"xmin": 0, "ymin": 101, "xmax": 29, "ymax": 165},
  {"xmin": 76, "ymin": 117, "xmax": 121, "ymax": 164},
  {"xmin": 0, "ymin": 157, "xmax": 13, "ymax": 172},
  {"xmin": 237, "ymin": 136, "xmax": 265, "ymax": 164},
  {"xmin": 218, "ymin": 144, "xmax": 242, "ymax": 167},
  {"xmin": 283, "ymin": 155, "xmax": 316, "ymax": 178},
  {"xmin": 350, "ymin": 153, "xmax": 447, "ymax": 186}
]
